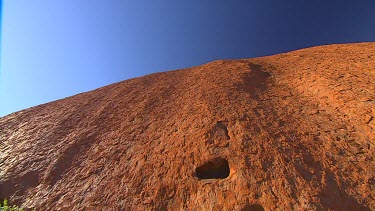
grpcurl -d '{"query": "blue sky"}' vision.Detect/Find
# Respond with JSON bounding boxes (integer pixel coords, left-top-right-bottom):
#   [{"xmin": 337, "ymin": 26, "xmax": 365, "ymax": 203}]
[{"xmin": 1, "ymin": 0, "xmax": 375, "ymax": 117}]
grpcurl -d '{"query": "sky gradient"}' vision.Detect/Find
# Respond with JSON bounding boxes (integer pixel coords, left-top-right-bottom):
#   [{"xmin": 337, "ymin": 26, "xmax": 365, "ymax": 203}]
[{"xmin": 1, "ymin": 0, "xmax": 375, "ymax": 117}]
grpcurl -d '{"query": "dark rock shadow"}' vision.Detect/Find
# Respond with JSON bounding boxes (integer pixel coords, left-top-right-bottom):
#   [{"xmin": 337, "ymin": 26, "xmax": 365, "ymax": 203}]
[
  {"xmin": 0, "ymin": 170, "xmax": 40, "ymax": 204},
  {"xmin": 43, "ymin": 132, "xmax": 97, "ymax": 186},
  {"xmin": 318, "ymin": 169, "xmax": 370, "ymax": 210},
  {"xmin": 237, "ymin": 63, "xmax": 271, "ymax": 98}
]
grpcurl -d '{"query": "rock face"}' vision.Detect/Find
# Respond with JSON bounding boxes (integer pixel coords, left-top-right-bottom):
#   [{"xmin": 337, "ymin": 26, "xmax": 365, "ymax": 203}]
[{"xmin": 0, "ymin": 43, "xmax": 375, "ymax": 210}]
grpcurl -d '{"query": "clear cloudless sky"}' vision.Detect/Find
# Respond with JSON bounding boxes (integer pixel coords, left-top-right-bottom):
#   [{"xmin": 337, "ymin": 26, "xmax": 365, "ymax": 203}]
[{"xmin": 1, "ymin": 0, "xmax": 375, "ymax": 117}]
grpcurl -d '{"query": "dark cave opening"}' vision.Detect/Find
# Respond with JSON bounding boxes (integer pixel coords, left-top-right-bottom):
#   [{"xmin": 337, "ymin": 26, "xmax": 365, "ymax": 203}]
[
  {"xmin": 241, "ymin": 204, "xmax": 265, "ymax": 211},
  {"xmin": 195, "ymin": 157, "xmax": 230, "ymax": 179}
]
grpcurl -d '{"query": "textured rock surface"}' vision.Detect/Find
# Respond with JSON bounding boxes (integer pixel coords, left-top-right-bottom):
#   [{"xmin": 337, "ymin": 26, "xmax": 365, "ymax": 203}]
[{"xmin": 0, "ymin": 43, "xmax": 374, "ymax": 210}]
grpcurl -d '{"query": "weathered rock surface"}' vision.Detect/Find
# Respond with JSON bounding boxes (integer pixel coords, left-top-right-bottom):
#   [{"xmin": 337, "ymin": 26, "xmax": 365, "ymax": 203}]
[{"xmin": 0, "ymin": 43, "xmax": 374, "ymax": 210}]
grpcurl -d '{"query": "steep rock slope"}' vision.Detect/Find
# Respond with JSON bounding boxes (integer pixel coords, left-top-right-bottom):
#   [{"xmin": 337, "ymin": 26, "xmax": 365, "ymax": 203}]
[{"xmin": 0, "ymin": 43, "xmax": 374, "ymax": 210}]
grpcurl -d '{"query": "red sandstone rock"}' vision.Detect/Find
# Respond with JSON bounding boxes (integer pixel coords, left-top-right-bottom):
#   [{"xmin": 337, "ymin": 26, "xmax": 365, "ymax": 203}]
[{"xmin": 0, "ymin": 43, "xmax": 374, "ymax": 210}]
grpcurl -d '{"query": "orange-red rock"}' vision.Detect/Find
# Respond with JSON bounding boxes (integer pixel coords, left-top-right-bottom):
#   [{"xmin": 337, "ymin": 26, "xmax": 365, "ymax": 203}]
[{"xmin": 0, "ymin": 43, "xmax": 374, "ymax": 210}]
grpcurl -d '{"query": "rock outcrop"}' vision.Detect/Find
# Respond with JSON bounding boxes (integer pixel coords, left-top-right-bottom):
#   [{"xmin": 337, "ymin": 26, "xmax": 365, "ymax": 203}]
[{"xmin": 0, "ymin": 43, "xmax": 374, "ymax": 210}]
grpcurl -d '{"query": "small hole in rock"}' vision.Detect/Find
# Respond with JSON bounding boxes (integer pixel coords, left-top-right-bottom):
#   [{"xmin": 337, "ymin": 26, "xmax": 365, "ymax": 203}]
[
  {"xmin": 241, "ymin": 204, "xmax": 265, "ymax": 211},
  {"xmin": 195, "ymin": 157, "xmax": 230, "ymax": 179}
]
